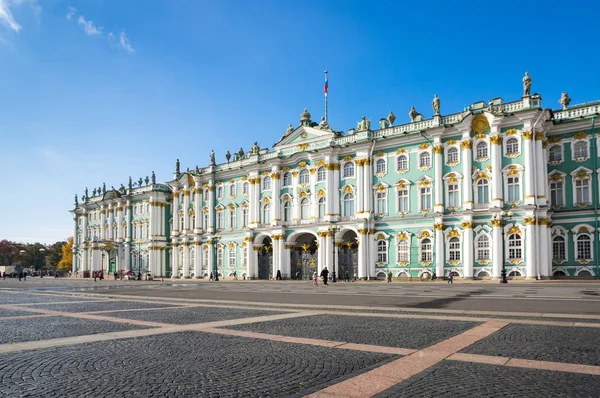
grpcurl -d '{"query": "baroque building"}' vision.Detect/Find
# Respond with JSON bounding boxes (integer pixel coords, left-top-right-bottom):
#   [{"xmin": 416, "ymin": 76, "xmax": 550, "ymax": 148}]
[{"xmin": 70, "ymin": 78, "xmax": 600, "ymax": 280}]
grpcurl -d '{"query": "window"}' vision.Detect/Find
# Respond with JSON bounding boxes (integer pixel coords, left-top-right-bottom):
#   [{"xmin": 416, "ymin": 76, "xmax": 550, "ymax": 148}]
[
  {"xmin": 476, "ymin": 179, "xmax": 490, "ymax": 204},
  {"xmin": 397, "ymin": 155, "xmax": 408, "ymax": 170},
  {"xmin": 300, "ymin": 198, "xmax": 310, "ymax": 220},
  {"xmin": 552, "ymin": 236, "xmax": 566, "ymax": 261},
  {"xmin": 203, "ymin": 212, "xmax": 209, "ymax": 230},
  {"xmin": 507, "ymin": 176, "xmax": 520, "ymax": 202},
  {"xmin": 476, "ymin": 142, "xmax": 488, "ymax": 159},
  {"xmin": 190, "ymin": 249, "xmax": 195, "ymax": 267},
  {"xmin": 576, "ymin": 235, "xmax": 591, "ymax": 260},
  {"xmin": 419, "ymin": 152, "xmax": 431, "ymax": 168},
  {"xmin": 229, "ymin": 183, "xmax": 236, "ymax": 197},
  {"xmin": 217, "ymin": 248, "xmax": 223, "ymax": 267},
  {"xmin": 506, "ymin": 137, "xmax": 519, "ymax": 155},
  {"xmin": 242, "ymin": 247, "xmax": 248, "ymax": 266},
  {"xmin": 283, "ymin": 172, "xmax": 292, "ymax": 187},
  {"xmin": 575, "ymin": 178, "xmax": 590, "ymax": 204},
  {"xmin": 476, "ymin": 235, "xmax": 490, "ymax": 261},
  {"xmin": 317, "ymin": 167, "xmax": 326, "ymax": 182},
  {"xmin": 242, "ymin": 208, "xmax": 248, "ymax": 227},
  {"xmin": 421, "ymin": 238, "xmax": 433, "ymax": 262},
  {"xmin": 376, "ymin": 159, "xmax": 386, "ymax": 174},
  {"xmin": 343, "ymin": 193, "xmax": 355, "ymax": 217},
  {"xmin": 447, "ymin": 147, "xmax": 458, "ymax": 163},
  {"xmin": 550, "ymin": 180, "xmax": 564, "ymax": 206},
  {"xmin": 449, "ymin": 237, "xmax": 461, "ymax": 261},
  {"xmin": 242, "ymin": 182, "xmax": 249, "ymax": 195},
  {"xmin": 262, "ymin": 204, "xmax": 271, "ymax": 224},
  {"xmin": 318, "ymin": 197, "xmax": 326, "ymax": 218},
  {"xmin": 216, "ymin": 211, "xmax": 224, "ymax": 229},
  {"xmin": 203, "ymin": 249, "xmax": 208, "ymax": 267},
  {"xmin": 397, "ymin": 240, "xmax": 409, "ymax": 263},
  {"xmin": 377, "ymin": 240, "xmax": 387, "ymax": 263},
  {"xmin": 229, "ymin": 247, "xmax": 236, "ymax": 266},
  {"xmin": 508, "ymin": 233, "xmax": 522, "ymax": 260},
  {"xmin": 216, "ymin": 185, "xmax": 223, "ymax": 198},
  {"xmin": 574, "ymin": 141, "xmax": 588, "ymax": 158},
  {"xmin": 420, "ymin": 186, "xmax": 432, "ymax": 210},
  {"xmin": 370, "ymin": 190, "xmax": 385, "ymax": 216},
  {"xmin": 283, "ymin": 201, "xmax": 292, "ymax": 222},
  {"xmin": 549, "ymin": 145, "xmax": 562, "ymax": 162},
  {"xmin": 398, "ymin": 187, "xmax": 409, "ymax": 212},
  {"xmin": 299, "ymin": 169, "xmax": 310, "ymax": 184},
  {"xmin": 229, "ymin": 209, "xmax": 236, "ymax": 229},
  {"xmin": 263, "ymin": 176, "xmax": 272, "ymax": 190},
  {"xmin": 203, "ymin": 189, "xmax": 209, "ymax": 201},
  {"xmin": 448, "ymin": 183, "xmax": 459, "ymax": 208},
  {"xmin": 343, "ymin": 162, "xmax": 355, "ymax": 178}
]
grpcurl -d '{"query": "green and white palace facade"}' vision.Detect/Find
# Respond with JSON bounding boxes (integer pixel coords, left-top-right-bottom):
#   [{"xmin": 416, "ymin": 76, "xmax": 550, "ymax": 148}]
[{"xmin": 70, "ymin": 88, "xmax": 600, "ymax": 280}]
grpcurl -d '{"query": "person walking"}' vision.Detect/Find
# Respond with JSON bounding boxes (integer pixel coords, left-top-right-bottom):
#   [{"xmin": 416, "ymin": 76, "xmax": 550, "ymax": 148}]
[
  {"xmin": 387, "ymin": 270, "xmax": 392, "ymax": 283},
  {"xmin": 344, "ymin": 271, "xmax": 349, "ymax": 282},
  {"xmin": 233, "ymin": 270, "xmax": 238, "ymax": 280},
  {"xmin": 320, "ymin": 267, "xmax": 329, "ymax": 286},
  {"xmin": 209, "ymin": 272, "xmax": 214, "ymax": 281},
  {"xmin": 93, "ymin": 272, "xmax": 97, "ymax": 282},
  {"xmin": 447, "ymin": 271, "xmax": 454, "ymax": 284},
  {"xmin": 312, "ymin": 272, "xmax": 318, "ymax": 287}
]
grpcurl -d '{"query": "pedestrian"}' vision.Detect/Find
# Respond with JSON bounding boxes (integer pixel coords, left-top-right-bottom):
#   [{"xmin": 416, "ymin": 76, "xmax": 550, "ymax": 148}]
[
  {"xmin": 295, "ymin": 271, "xmax": 300, "ymax": 280},
  {"xmin": 233, "ymin": 270, "xmax": 238, "ymax": 280},
  {"xmin": 114, "ymin": 271, "xmax": 118, "ymax": 280},
  {"xmin": 55, "ymin": 272, "xmax": 59, "ymax": 279},
  {"xmin": 387, "ymin": 270, "xmax": 392, "ymax": 283},
  {"xmin": 209, "ymin": 272, "xmax": 214, "ymax": 281},
  {"xmin": 320, "ymin": 267, "xmax": 329, "ymax": 286},
  {"xmin": 18, "ymin": 271, "xmax": 22, "ymax": 282},
  {"xmin": 353, "ymin": 272, "xmax": 357, "ymax": 282},
  {"xmin": 447, "ymin": 271, "xmax": 453, "ymax": 284},
  {"xmin": 344, "ymin": 271, "xmax": 349, "ymax": 282},
  {"xmin": 93, "ymin": 272, "xmax": 97, "ymax": 282},
  {"xmin": 23, "ymin": 272, "xmax": 26, "ymax": 281},
  {"xmin": 276, "ymin": 270, "xmax": 282, "ymax": 280},
  {"xmin": 431, "ymin": 272, "xmax": 437, "ymax": 281},
  {"xmin": 312, "ymin": 272, "xmax": 318, "ymax": 287}
]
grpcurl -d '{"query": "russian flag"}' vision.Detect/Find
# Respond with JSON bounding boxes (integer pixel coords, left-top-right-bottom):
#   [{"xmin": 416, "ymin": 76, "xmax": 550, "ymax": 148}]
[{"xmin": 324, "ymin": 78, "xmax": 328, "ymax": 96}]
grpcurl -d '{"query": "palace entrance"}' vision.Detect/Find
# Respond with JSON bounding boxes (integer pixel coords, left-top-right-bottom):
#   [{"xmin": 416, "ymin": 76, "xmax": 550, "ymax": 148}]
[
  {"xmin": 290, "ymin": 233, "xmax": 318, "ymax": 280},
  {"xmin": 257, "ymin": 237, "xmax": 273, "ymax": 280},
  {"xmin": 337, "ymin": 230, "xmax": 358, "ymax": 281}
]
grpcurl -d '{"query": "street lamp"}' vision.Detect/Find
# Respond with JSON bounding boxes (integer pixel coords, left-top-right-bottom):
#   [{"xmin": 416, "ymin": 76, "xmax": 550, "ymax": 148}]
[
  {"xmin": 39, "ymin": 248, "xmax": 46, "ymax": 277},
  {"xmin": 19, "ymin": 250, "xmax": 25, "ymax": 275},
  {"xmin": 492, "ymin": 210, "xmax": 513, "ymax": 284}
]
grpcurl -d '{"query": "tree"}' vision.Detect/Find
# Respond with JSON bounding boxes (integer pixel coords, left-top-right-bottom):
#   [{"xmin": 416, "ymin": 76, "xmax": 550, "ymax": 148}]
[{"xmin": 58, "ymin": 237, "xmax": 73, "ymax": 271}]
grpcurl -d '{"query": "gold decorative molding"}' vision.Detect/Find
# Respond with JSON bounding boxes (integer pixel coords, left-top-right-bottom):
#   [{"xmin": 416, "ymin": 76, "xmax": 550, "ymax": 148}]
[
  {"xmin": 505, "ymin": 128, "xmax": 518, "ymax": 135},
  {"xmin": 522, "ymin": 131, "xmax": 533, "ymax": 140},
  {"xmin": 461, "ymin": 140, "xmax": 472, "ymax": 150},
  {"xmin": 433, "ymin": 145, "xmax": 443, "ymax": 154},
  {"xmin": 297, "ymin": 143, "xmax": 309, "ymax": 151},
  {"xmin": 535, "ymin": 132, "xmax": 544, "ymax": 141},
  {"xmin": 433, "ymin": 223, "xmax": 444, "ymax": 231},
  {"xmin": 343, "ymin": 155, "xmax": 353, "ymax": 162},
  {"xmin": 491, "ymin": 219, "xmax": 503, "ymax": 227},
  {"xmin": 471, "ymin": 114, "xmax": 490, "ymax": 134},
  {"xmin": 316, "ymin": 160, "xmax": 325, "ymax": 167},
  {"xmin": 396, "ymin": 148, "xmax": 406, "ymax": 154},
  {"xmin": 490, "ymin": 135, "xmax": 502, "ymax": 145},
  {"xmin": 462, "ymin": 222, "xmax": 473, "ymax": 229},
  {"xmin": 573, "ymin": 131, "xmax": 588, "ymax": 140},
  {"xmin": 547, "ymin": 137, "xmax": 561, "ymax": 143}
]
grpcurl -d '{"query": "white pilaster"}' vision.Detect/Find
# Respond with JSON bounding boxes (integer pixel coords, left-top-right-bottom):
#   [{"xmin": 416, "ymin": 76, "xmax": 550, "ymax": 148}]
[
  {"xmin": 462, "ymin": 219, "xmax": 474, "ymax": 278},
  {"xmin": 117, "ymin": 204, "xmax": 124, "ymax": 240},
  {"xmin": 434, "ymin": 144, "xmax": 444, "ymax": 213},
  {"xmin": 172, "ymin": 190, "xmax": 180, "ymax": 234},
  {"xmin": 356, "ymin": 160, "xmax": 364, "ymax": 214},
  {"xmin": 435, "ymin": 222, "xmax": 444, "ymax": 277},
  {"xmin": 171, "ymin": 242, "xmax": 179, "ymax": 277},
  {"xmin": 538, "ymin": 220, "xmax": 549, "ymax": 278},
  {"xmin": 364, "ymin": 158, "xmax": 373, "ymax": 215},
  {"xmin": 194, "ymin": 188, "xmax": 202, "ymax": 233},
  {"xmin": 523, "ymin": 132, "xmax": 535, "ymax": 205},
  {"xmin": 492, "ymin": 221, "xmax": 502, "ymax": 278},
  {"xmin": 100, "ymin": 205, "xmax": 106, "ymax": 240},
  {"xmin": 462, "ymin": 139, "xmax": 473, "ymax": 210},
  {"xmin": 183, "ymin": 188, "xmax": 190, "ymax": 232},
  {"xmin": 525, "ymin": 219, "xmax": 536, "ymax": 278},
  {"xmin": 490, "ymin": 133, "xmax": 503, "ymax": 208},
  {"xmin": 535, "ymin": 133, "xmax": 547, "ymax": 206},
  {"xmin": 182, "ymin": 242, "xmax": 190, "ymax": 277},
  {"xmin": 357, "ymin": 230, "xmax": 367, "ymax": 279}
]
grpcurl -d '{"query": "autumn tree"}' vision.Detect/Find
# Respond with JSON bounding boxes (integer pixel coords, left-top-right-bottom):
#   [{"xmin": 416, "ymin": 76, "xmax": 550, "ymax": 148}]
[{"xmin": 57, "ymin": 237, "xmax": 73, "ymax": 271}]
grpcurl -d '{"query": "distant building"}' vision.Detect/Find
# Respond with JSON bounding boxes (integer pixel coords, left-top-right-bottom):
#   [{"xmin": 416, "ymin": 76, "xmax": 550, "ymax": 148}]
[{"xmin": 70, "ymin": 82, "xmax": 599, "ymax": 279}]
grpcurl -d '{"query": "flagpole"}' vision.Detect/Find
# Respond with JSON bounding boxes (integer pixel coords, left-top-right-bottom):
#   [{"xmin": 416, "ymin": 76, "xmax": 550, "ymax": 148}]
[{"xmin": 324, "ymin": 70, "xmax": 328, "ymax": 122}]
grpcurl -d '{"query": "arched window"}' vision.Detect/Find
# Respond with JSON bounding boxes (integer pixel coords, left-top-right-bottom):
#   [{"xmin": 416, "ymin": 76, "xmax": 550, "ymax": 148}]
[
  {"xmin": 449, "ymin": 237, "xmax": 461, "ymax": 261},
  {"xmin": 421, "ymin": 238, "xmax": 432, "ymax": 262},
  {"xmin": 552, "ymin": 236, "xmax": 565, "ymax": 261},
  {"xmin": 300, "ymin": 198, "xmax": 310, "ymax": 220},
  {"xmin": 576, "ymin": 234, "xmax": 591, "ymax": 260},
  {"xmin": 262, "ymin": 204, "xmax": 271, "ymax": 224},
  {"xmin": 283, "ymin": 172, "xmax": 292, "ymax": 187},
  {"xmin": 216, "ymin": 185, "xmax": 223, "ymax": 198},
  {"xmin": 397, "ymin": 155, "xmax": 408, "ymax": 170},
  {"xmin": 263, "ymin": 176, "xmax": 272, "ymax": 190},
  {"xmin": 548, "ymin": 145, "xmax": 562, "ymax": 162},
  {"xmin": 476, "ymin": 142, "xmax": 488, "ymax": 159},
  {"xmin": 376, "ymin": 159, "xmax": 386, "ymax": 174},
  {"xmin": 476, "ymin": 235, "xmax": 490, "ymax": 261},
  {"xmin": 377, "ymin": 240, "xmax": 387, "ymax": 263},
  {"xmin": 508, "ymin": 233, "xmax": 522, "ymax": 260},
  {"xmin": 343, "ymin": 193, "xmax": 355, "ymax": 217},
  {"xmin": 317, "ymin": 167, "xmax": 326, "ymax": 182},
  {"xmin": 397, "ymin": 239, "xmax": 409, "ymax": 263},
  {"xmin": 476, "ymin": 178, "xmax": 490, "ymax": 204},
  {"xmin": 299, "ymin": 169, "xmax": 310, "ymax": 184},
  {"xmin": 203, "ymin": 211, "xmax": 208, "ymax": 230},
  {"xmin": 217, "ymin": 248, "xmax": 224, "ymax": 267},
  {"xmin": 318, "ymin": 197, "xmax": 326, "ymax": 218},
  {"xmin": 506, "ymin": 137, "xmax": 519, "ymax": 155},
  {"xmin": 343, "ymin": 162, "xmax": 355, "ymax": 178},
  {"xmin": 447, "ymin": 147, "xmax": 458, "ymax": 163},
  {"xmin": 229, "ymin": 247, "xmax": 236, "ymax": 266},
  {"xmin": 242, "ymin": 182, "xmax": 249, "ymax": 195},
  {"xmin": 419, "ymin": 152, "xmax": 431, "ymax": 168},
  {"xmin": 574, "ymin": 141, "xmax": 588, "ymax": 158},
  {"xmin": 283, "ymin": 201, "xmax": 292, "ymax": 222},
  {"xmin": 549, "ymin": 180, "xmax": 564, "ymax": 206}
]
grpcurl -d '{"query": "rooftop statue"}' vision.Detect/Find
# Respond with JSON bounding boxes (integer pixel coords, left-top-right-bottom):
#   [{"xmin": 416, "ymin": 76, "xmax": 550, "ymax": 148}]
[
  {"xmin": 102, "ymin": 182, "xmax": 106, "ymax": 194},
  {"xmin": 151, "ymin": 171, "xmax": 156, "ymax": 184},
  {"xmin": 210, "ymin": 150, "xmax": 216, "ymax": 165},
  {"xmin": 195, "ymin": 165, "xmax": 200, "ymax": 174},
  {"xmin": 74, "ymin": 194, "xmax": 78, "ymax": 205},
  {"xmin": 318, "ymin": 116, "xmax": 330, "ymax": 130},
  {"xmin": 119, "ymin": 184, "xmax": 126, "ymax": 193},
  {"xmin": 238, "ymin": 147, "xmax": 245, "ymax": 157},
  {"xmin": 128, "ymin": 176, "xmax": 133, "ymax": 190},
  {"xmin": 175, "ymin": 158, "xmax": 180, "ymax": 174},
  {"xmin": 559, "ymin": 92, "xmax": 571, "ymax": 110},
  {"xmin": 251, "ymin": 141, "xmax": 260, "ymax": 154},
  {"xmin": 523, "ymin": 72, "xmax": 532, "ymax": 97},
  {"xmin": 225, "ymin": 150, "xmax": 231, "ymax": 163},
  {"xmin": 138, "ymin": 178, "xmax": 143, "ymax": 187},
  {"xmin": 84, "ymin": 187, "xmax": 89, "ymax": 198},
  {"xmin": 387, "ymin": 111, "xmax": 396, "ymax": 126},
  {"xmin": 92, "ymin": 188, "xmax": 97, "ymax": 196},
  {"xmin": 357, "ymin": 116, "xmax": 370, "ymax": 131},
  {"xmin": 432, "ymin": 94, "xmax": 441, "ymax": 115}
]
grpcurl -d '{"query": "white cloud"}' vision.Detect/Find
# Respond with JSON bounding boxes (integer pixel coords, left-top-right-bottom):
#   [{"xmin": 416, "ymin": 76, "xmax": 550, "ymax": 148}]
[
  {"xmin": 119, "ymin": 31, "xmax": 134, "ymax": 53},
  {"xmin": 0, "ymin": 0, "xmax": 22, "ymax": 32},
  {"xmin": 77, "ymin": 15, "xmax": 100, "ymax": 35},
  {"xmin": 66, "ymin": 6, "xmax": 75, "ymax": 20}
]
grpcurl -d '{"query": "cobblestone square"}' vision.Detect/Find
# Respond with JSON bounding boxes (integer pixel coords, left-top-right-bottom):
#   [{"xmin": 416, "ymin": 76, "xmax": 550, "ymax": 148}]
[
  {"xmin": 0, "ymin": 292, "xmax": 91, "ymax": 305},
  {"xmin": 27, "ymin": 300, "xmax": 185, "ymax": 313}
]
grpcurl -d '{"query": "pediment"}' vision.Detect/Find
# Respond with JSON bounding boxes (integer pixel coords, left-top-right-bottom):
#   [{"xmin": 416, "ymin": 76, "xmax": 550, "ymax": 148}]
[{"xmin": 274, "ymin": 126, "xmax": 337, "ymax": 149}]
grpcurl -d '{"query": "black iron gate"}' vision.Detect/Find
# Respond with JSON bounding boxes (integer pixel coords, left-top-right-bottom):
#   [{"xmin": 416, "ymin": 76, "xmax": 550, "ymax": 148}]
[
  {"xmin": 291, "ymin": 246, "xmax": 318, "ymax": 280},
  {"xmin": 258, "ymin": 245, "xmax": 273, "ymax": 280},
  {"xmin": 338, "ymin": 245, "xmax": 358, "ymax": 281}
]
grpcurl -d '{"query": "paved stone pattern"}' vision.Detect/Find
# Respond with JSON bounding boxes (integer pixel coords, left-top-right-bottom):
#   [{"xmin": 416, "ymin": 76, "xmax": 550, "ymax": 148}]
[
  {"xmin": 0, "ymin": 316, "xmax": 151, "ymax": 344},
  {"xmin": 0, "ymin": 331, "xmax": 395, "ymax": 397},
  {"xmin": 28, "ymin": 300, "xmax": 185, "ymax": 313},
  {"xmin": 227, "ymin": 314, "xmax": 480, "ymax": 349},
  {"xmin": 0, "ymin": 308, "xmax": 41, "ymax": 318},
  {"xmin": 462, "ymin": 323, "xmax": 600, "ymax": 366},
  {"xmin": 375, "ymin": 361, "xmax": 600, "ymax": 397},
  {"xmin": 100, "ymin": 306, "xmax": 290, "ymax": 324},
  {"xmin": 0, "ymin": 293, "xmax": 91, "ymax": 305}
]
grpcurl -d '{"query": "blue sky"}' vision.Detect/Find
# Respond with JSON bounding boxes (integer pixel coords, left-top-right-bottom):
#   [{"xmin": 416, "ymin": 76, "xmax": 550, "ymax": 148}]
[{"xmin": 1, "ymin": 0, "xmax": 599, "ymax": 243}]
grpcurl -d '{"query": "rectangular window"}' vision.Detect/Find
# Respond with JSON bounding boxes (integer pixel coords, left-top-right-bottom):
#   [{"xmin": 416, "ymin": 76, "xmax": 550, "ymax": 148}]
[
  {"xmin": 448, "ymin": 183, "xmax": 459, "ymax": 208},
  {"xmin": 398, "ymin": 189, "xmax": 409, "ymax": 212},
  {"xmin": 376, "ymin": 192, "xmax": 387, "ymax": 214},
  {"xmin": 229, "ymin": 210, "xmax": 236, "ymax": 229},
  {"xmin": 397, "ymin": 240, "xmax": 409, "ymax": 263},
  {"xmin": 242, "ymin": 208, "xmax": 248, "ymax": 227},
  {"xmin": 217, "ymin": 212, "xmax": 223, "ymax": 229},
  {"xmin": 507, "ymin": 176, "xmax": 520, "ymax": 202},
  {"xmin": 552, "ymin": 238, "xmax": 565, "ymax": 261},
  {"xmin": 550, "ymin": 181, "xmax": 563, "ymax": 206},
  {"xmin": 420, "ymin": 187, "xmax": 431, "ymax": 210},
  {"xmin": 575, "ymin": 179, "xmax": 590, "ymax": 204}
]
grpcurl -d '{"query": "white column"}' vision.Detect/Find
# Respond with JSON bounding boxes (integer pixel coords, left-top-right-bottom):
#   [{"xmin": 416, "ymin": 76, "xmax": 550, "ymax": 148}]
[
  {"xmin": 490, "ymin": 135, "xmax": 503, "ymax": 208},
  {"xmin": 356, "ymin": 160, "xmax": 364, "ymax": 214},
  {"xmin": 434, "ymin": 145, "xmax": 444, "ymax": 213},
  {"xmin": 333, "ymin": 163, "xmax": 340, "ymax": 218},
  {"xmin": 100, "ymin": 205, "xmax": 106, "ymax": 240},
  {"xmin": 117, "ymin": 204, "xmax": 124, "ymax": 240},
  {"xmin": 194, "ymin": 242, "xmax": 201, "ymax": 277},
  {"xmin": 357, "ymin": 229, "xmax": 367, "ymax": 279},
  {"xmin": 538, "ymin": 219, "xmax": 549, "ymax": 278},
  {"xmin": 310, "ymin": 168, "xmax": 317, "ymax": 221},
  {"xmin": 194, "ymin": 188, "xmax": 202, "ymax": 233},
  {"xmin": 525, "ymin": 218, "xmax": 536, "ymax": 278},
  {"xmin": 82, "ymin": 244, "xmax": 89, "ymax": 272},
  {"xmin": 248, "ymin": 178, "xmax": 256, "ymax": 227},
  {"xmin": 435, "ymin": 222, "xmax": 444, "ymax": 277},
  {"xmin": 171, "ymin": 243, "xmax": 179, "ymax": 277},
  {"xmin": 172, "ymin": 190, "xmax": 180, "ymax": 234},
  {"xmin": 250, "ymin": 244, "xmax": 259, "ymax": 279},
  {"xmin": 535, "ymin": 133, "xmax": 547, "ymax": 206},
  {"xmin": 547, "ymin": 221, "xmax": 553, "ymax": 277},
  {"xmin": 182, "ymin": 242, "xmax": 190, "ymax": 277},
  {"xmin": 462, "ymin": 220, "xmax": 474, "ymax": 278},
  {"xmin": 272, "ymin": 168, "xmax": 281, "ymax": 226},
  {"xmin": 108, "ymin": 205, "xmax": 114, "ymax": 240},
  {"xmin": 208, "ymin": 184, "xmax": 215, "ymax": 233},
  {"xmin": 364, "ymin": 158, "xmax": 373, "ymax": 215},
  {"xmin": 91, "ymin": 244, "xmax": 100, "ymax": 272},
  {"xmin": 282, "ymin": 243, "xmax": 291, "ymax": 279},
  {"xmin": 462, "ymin": 140, "xmax": 473, "ymax": 210},
  {"xmin": 126, "ymin": 202, "xmax": 131, "ymax": 240},
  {"xmin": 278, "ymin": 237, "xmax": 285, "ymax": 278},
  {"xmin": 325, "ymin": 164, "xmax": 335, "ymax": 218},
  {"xmin": 82, "ymin": 211, "xmax": 88, "ymax": 242},
  {"xmin": 523, "ymin": 132, "xmax": 535, "ymax": 205},
  {"xmin": 183, "ymin": 188, "xmax": 190, "ymax": 232},
  {"xmin": 368, "ymin": 230, "xmax": 376, "ymax": 279},
  {"xmin": 272, "ymin": 237, "xmax": 280, "ymax": 278},
  {"xmin": 207, "ymin": 240, "xmax": 215, "ymax": 277},
  {"xmin": 292, "ymin": 173, "xmax": 300, "ymax": 223},
  {"xmin": 492, "ymin": 221, "xmax": 502, "ymax": 278},
  {"xmin": 323, "ymin": 232, "xmax": 331, "ymax": 274}
]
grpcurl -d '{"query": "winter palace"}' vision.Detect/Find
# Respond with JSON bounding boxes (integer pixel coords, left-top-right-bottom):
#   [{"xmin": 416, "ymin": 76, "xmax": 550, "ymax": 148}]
[{"xmin": 70, "ymin": 74, "xmax": 600, "ymax": 280}]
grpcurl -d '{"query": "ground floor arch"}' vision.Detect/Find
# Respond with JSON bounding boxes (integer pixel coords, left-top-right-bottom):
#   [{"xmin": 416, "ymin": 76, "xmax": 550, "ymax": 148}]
[
  {"xmin": 337, "ymin": 229, "xmax": 358, "ymax": 281},
  {"xmin": 257, "ymin": 236, "xmax": 273, "ymax": 280},
  {"xmin": 289, "ymin": 232, "xmax": 318, "ymax": 280}
]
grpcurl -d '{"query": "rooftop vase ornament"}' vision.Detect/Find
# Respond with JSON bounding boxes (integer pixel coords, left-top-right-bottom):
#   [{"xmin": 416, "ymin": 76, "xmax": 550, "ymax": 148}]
[
  {"xmin": 432, "ymin": 94, "xmax": 441, "ymax": 115},
  {"xmin": 409, "ymin": 106, "xmax": 423, "ymax": 122},
  {"xmin": 523, "ymin": 72, "xmax": 532, "ymax": 97},
  {"xmin": 225, "ymin": 151, "xmax": 231, "ymax": 163},
  {"xmin": 238, "ymin": 147, "xmax": 245, "ymax": 157},
  {"xmin": 387, "ymin": 111, "xmax": 396, "ymax": 126},
  {"xmin": 559, "ymin": 92, "xmax": 572, "ymax": 110},
  {"xmin": 97, "ymin": 187, "xmax": 101, "ymax": 195},
  {"xmin": 144, "ymin": 176, "xmax": 149, "ymax": 185},
  {"xmin": 138, "ymin": 178, "xmax": 143, "ymax": 187}
]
